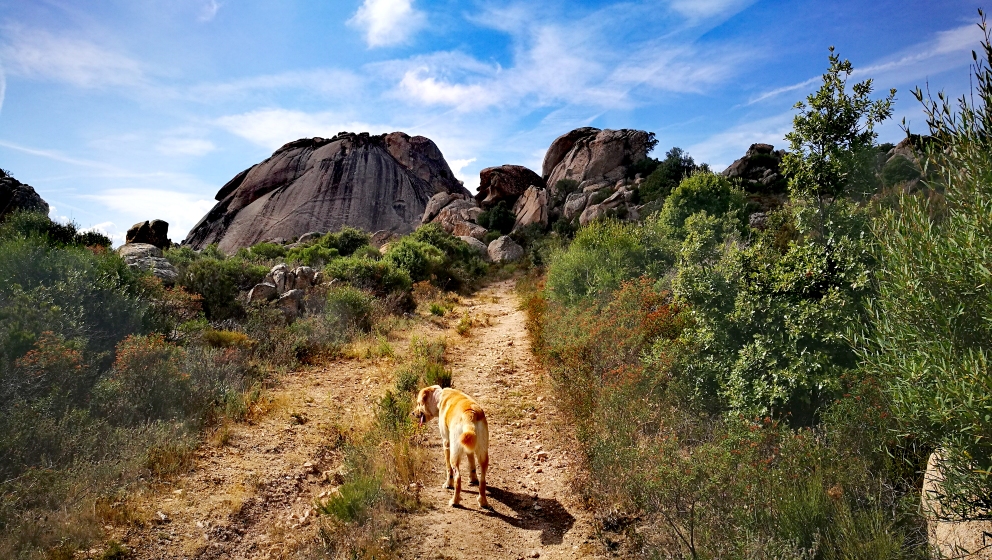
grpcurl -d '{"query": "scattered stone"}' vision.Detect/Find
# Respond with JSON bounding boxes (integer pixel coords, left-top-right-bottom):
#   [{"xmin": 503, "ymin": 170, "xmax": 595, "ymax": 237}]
[
  {"xmin": 278, "ymin": 289, "xmax": 305, "ymax": 319},
  {"xmin": 488, "ymin": 236, "xmax": 524, "ymax": 263},
  {"xmin": 458, "ymin": 236, "xmax": 491, "ymax": 261},
  {"xmin": 248, "ymin": 282, "xmax": 279, "ymax": 303}
]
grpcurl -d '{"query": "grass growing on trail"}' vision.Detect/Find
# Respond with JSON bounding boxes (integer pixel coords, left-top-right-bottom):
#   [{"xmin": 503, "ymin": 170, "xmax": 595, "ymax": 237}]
[{"xmin": 312, "ymin": 332, "xmax": 451, "ymax": 558}]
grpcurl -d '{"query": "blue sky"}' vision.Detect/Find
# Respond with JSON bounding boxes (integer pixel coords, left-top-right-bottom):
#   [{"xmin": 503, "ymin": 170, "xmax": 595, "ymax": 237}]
[{"xmin": 0, "ymin": 0, "xmax": 984, "ymax": 244}]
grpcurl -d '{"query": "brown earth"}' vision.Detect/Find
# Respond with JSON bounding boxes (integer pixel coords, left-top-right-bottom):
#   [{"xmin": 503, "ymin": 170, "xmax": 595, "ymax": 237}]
[{"xmin": 108, "ymin": 279, "xmax": 601, "ymax": 559}]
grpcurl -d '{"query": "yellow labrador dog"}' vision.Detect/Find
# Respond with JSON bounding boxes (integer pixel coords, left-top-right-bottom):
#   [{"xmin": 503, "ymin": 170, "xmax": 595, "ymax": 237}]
[{"xmin": 413, "ymin": 385, "xmax": 490, "ymax": 508}]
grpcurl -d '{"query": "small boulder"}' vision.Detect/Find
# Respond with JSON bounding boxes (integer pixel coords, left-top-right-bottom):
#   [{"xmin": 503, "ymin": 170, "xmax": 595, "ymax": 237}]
[
  {"xmin": 278, "ymin": 289, "xmax": 306, "ymax": 319},
  {"xmin": 488, "ymin": 236, "xmax": 524, "ymax": 263},
  {"xmin": 458, "ymin": 236, "xmax": 491, "ymax": 262},
  {"xmin": 451, "ymin": 221, "xmax": 488, "ymax": 240},
  {"xmin": 293, "ymin": 266, "xmax": 316, "ymax": 289},
  {"xmin": 117, "ymin": 244, "xmax": 177, "ymax": 286},
  {"xmin": 432, "ymin": 199, "xmax": 483, "ymax": 234},
  {"xmin": 126, "ymin": 220, "xmax": 171, "ymax": 249},
  {"xmin": 117, "ymin": 243, "xmax": 163, "ymax": 260},
  {"xmin": 579, "ymin": 203, "xmax": 608, "ymax": 226},
  {"xmin": 248, "ymin": 282, "xmax": 279, "ymax": 303},
  {"xmin": 512, "ymin": 186, "xmax": 549, "ymax": 231}
]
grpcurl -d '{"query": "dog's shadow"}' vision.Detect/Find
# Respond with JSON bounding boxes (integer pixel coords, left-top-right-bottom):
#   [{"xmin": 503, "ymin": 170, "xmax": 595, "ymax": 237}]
[{"xmin": 472, "ymin": 485, "xmax": 575, "ymax": 545}]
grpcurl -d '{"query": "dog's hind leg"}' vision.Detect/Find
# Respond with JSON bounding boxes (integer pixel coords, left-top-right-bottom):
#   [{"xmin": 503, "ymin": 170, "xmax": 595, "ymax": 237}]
[
  {"xmin": 467, "ymin": 453, "xmax": 479, "ymax": 485},
  {"xmin": 477, "ymin": 454, "xmax": 489, "ymax": 509},
  {"xmin": 449, "ymin": 447, "xmax": 463, "ymax": 507}
]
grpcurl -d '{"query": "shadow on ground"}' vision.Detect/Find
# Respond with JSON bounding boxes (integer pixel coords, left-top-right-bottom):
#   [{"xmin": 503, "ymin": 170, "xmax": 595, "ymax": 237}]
[{"xmin": 464, "ymin": 485, "xmax": 576, "ymax": 545}]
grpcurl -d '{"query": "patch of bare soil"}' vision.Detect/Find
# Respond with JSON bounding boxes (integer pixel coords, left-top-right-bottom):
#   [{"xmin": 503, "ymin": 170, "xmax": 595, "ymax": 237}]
[{"xmin": 114, "ymin": 279, "xmax": 601, "ymax": 559}]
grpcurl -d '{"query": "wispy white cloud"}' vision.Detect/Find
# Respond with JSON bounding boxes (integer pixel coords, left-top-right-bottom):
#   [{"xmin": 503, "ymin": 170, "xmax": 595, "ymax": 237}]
[
  {"xmin": 0, "ymin": 59, "xmax": 6, "ymax": 116},
  {"xmin": 83, "ymin": 188, "xmax": 217, "ymax": 240},
  {"xmin": 189, "ymin": 68, "xmax": 364, "ymax": 101},
  {"xmin": 382, "ymin": 3, "xmax": 751, "ymax": 114},
  {"xmin": 668, "ymin": 0, "xmax": 755, "ymax": 19},
  {"xmin": 447, "ymin": 157, "xmax": 477, "ymax": 191},
  {"xmin": 214, "ymin": 108, "xmax": 388, "ymax": 150},
  {"xmin": 687, "ymin": 112, "xmax": 793, "ymax": 170},
  {"xmin": 156, "ymin": 137, "xmax": 216, "ymax": 157},
  {"xmin": 348, "ymin": 0, "xmax": 426, "ymax": 48},
  {"xmin": 749, "ymin": 23, "xmax": 984, "ymax": 106},
  {"xmin": 199, "ymin": 0, "xmax": 221, "ymax": 22},
  {"xmin": 0, "ymin": 25, "xmax": 145, "ymax": 88}
]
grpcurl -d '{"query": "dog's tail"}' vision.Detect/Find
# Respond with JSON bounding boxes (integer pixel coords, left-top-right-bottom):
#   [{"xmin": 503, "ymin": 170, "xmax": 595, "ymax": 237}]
[{"xmin": 459, "ymin": 407, "xmax": 484, "ymax": 451}]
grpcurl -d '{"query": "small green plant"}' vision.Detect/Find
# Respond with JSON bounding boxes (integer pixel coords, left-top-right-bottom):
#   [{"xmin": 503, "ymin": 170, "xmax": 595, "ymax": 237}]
[
  {"xmin": 316, "ymin": 474, "xmax": 383, "ymax": 522},
  {"xmin": 421, "ymin": 362, "xmax": 452, "ymax": 388},
  {"xmin": 429, "ymin": 302, "xmax": 446, "ymax": 316}
]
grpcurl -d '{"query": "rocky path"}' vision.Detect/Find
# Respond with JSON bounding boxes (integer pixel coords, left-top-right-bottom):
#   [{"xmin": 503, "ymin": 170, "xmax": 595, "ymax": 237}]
[
  {"xmin": 396, "ymin": 280, "xmax": 600, "ymax": 560},
  {"xmin": 115, "ymin": 279, "xmax": 600, "ymax": 559}
]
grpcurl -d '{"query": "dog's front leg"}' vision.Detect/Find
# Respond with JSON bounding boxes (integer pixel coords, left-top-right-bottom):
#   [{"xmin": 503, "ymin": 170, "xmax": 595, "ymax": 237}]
[{"xmin": 442, "ymin": 440, "xmax": 454, "ymax": 489}]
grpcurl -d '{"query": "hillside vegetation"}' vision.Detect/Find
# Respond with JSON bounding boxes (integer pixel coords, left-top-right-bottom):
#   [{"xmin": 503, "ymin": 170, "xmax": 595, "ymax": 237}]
[{"xmin": 521, "ymin": 31, "xmax": 992, "ymax": 558}]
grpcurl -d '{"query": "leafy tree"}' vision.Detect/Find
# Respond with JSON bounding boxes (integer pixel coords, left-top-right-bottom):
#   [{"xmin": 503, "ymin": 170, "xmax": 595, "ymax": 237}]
[
  {"xmin": 476, "ymin": 200, "xmax": 516, "ymax": 234},
  {"xmin": 781, "ymin": 47, "xmax": 896, "ymax": 213},
  {"xmin": 638, "ymin": 147, "xmax": 709, "ymax": 205}
]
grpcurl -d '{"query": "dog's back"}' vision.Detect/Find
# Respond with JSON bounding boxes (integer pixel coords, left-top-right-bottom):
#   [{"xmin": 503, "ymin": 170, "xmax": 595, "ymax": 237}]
[{"xmin": 438, "ymin": 388, "xmax": 490, "ymax": 507}]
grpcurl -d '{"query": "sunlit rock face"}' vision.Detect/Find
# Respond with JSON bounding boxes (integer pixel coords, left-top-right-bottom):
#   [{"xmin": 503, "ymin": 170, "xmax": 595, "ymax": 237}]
[{"xmin": 183, "ymin": 131, "xmax": 470, "ymax": 253}]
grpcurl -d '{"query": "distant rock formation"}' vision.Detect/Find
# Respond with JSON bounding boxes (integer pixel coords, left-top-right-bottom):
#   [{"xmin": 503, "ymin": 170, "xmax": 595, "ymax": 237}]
[
  {"xmin": 721, "ymin": 143, "xmax": 787, "ymax": 193},
  {"xmin": 0, "ymin": 168, "xmax": 49, "ymax": 222},
  {"xmin": 183, "ymin": 132, "xmax": 470, "ymax": 253},
  {"xmin": 117, "ymin": 243, "xmax": 179, "ymax": 286},
  {"xmin": 126, "ymin": 220, "xmax": 172, "ymax": 249},
  {"xmin": 543, "ymin": 128, "xmax": 655, "ymax": 191},
  {"xmin": 476, "ymin": 165, "xmax": 545, "ymax": 209}
]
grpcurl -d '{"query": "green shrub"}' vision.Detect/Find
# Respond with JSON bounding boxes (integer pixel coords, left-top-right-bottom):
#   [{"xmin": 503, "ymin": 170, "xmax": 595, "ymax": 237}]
[
  {"xmin": 324, "ymin": 256, "xmax": 412, "ymax": 294},
  {"xmin": 657, "ymin": 172, "xmax": 746, "ymax": 241},
  {"xmin": 405, "ymin": 224, "xmax": 487, "ymax": 290},
  {"xmin": 546, "ymin": 219, "xmax": 656, "ymax": 305},
  {"xmin": 476, "ymin": 200, "xmax": 515, "ymax": 234},
  {"xmin": 326, "ymin": 286, "xmax": 374, "ymax": 332},
  {"xmin": 0, "ymin": 211, "xmax": 110, "ymax": 247},
  {"xmin": 236, "ymin": 242, "xmax": 287, "ymax": 263},
  {"xmin": 861, "ymin": 26, "xmax": 992, "ymax": 518},
  {"xmin": 880, "ymin": 154, "xmax": 922, "ymax": 188},
  {"xmin": 316, "ymin": 474, "xmax": 382, "ymax": 522},
  {"xmin": 384, "ymin": 238, "xmax": 445, "ymax": 282},
  {"xmin": 637, "ymin": 147, "xmax": 707, "ymax": 204},
  {"xmin": 0, "ymin": 234, "xmax": 150, "ymax": 369},
  {"xmin": 286, "ymin": 243, "xmax": 339, "ymax": 267},
  {"xmin": 181, "ymin": 258, "xmax": 268, "ymax": 320}
]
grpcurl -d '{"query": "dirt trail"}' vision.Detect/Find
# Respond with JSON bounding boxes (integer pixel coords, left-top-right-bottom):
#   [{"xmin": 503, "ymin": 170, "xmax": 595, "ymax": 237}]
[{"xmin": 117, "ymin": 279, "xmax": 600, "ymax": 559}]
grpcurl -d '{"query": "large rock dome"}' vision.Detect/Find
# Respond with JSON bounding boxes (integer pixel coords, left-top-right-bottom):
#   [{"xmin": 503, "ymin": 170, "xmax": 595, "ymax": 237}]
[{"xmin": 183, "ymin": 131, "xmax": 470, "ymax": 253}]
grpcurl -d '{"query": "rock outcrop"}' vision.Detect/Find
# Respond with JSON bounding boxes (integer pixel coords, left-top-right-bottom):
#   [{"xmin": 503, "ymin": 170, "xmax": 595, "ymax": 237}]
[
  {"xmin": 512, "ymin": 186, "xmax": 549, "ymax": 231},
  {"xmin": 476, "ymin": 165, "xmax": 545, "ymax": 209},
  {"xmin": 721, "ymin": 143, "xmax": 787, "ymax": 193},
  {"xmin": 126, "ymin": 220, "xmax": 171, "ymax": 249},
  {"xmin": 543, "ymin": 128, "xmax": 654, "ymax": 191},
  {"xmin": 0, "ymin": 169, "xmax": 49, "ymax": 222},
  {"xmin": 183, "ymin": 132, "xmax": 470, "ymax": 253},
  {"xmin": 117, "ymin": 243, "xmax": 179, "ymax": 286},
  {"xmin": 430, "ymin": 197, "xmax": 487, "ymax": 240}
]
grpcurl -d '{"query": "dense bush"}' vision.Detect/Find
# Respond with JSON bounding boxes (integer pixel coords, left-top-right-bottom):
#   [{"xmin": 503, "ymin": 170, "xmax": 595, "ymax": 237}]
[
  {"xmin": 326, "ymin": 285, "xmax": 375, "ymax": 332},
  {"xmin": 656, "ymin": 172, "xmax": 746, "ymax": 241},
  {"xmin": 476, "ymin": 200, "xmax": 515, "ymax": 234},
  {"xmin": 325, "ymin": 256, "xmax": 412, "ymax": 294},
  {"xmin": 861, "ymin": 19, "xmax": 992, "ymax": 519},
  {"xmin": 383, "ymin": 238, "xmax": 445, "ymax": 282},
  {"xmin": 235, "ymin": 241, "xmax": 287, "ymax": 263},
  {"xmin": 180, "ymin": 257, "xmax": 268, "ymax": 320}
]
